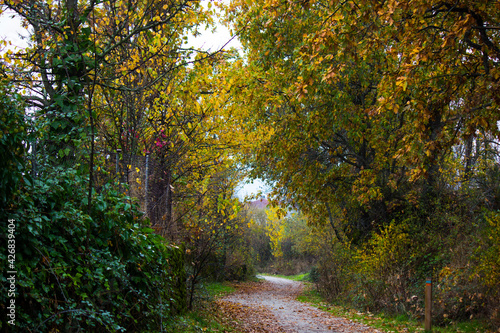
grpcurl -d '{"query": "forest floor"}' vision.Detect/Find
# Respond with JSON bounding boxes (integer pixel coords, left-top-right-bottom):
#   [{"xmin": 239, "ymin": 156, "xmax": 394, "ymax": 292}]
[{"xmin": 217, "ymin": 275, "xmax": 381, "ymax": 333}]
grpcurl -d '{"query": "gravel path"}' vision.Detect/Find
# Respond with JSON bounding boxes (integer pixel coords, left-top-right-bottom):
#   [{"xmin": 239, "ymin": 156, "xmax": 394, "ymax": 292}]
[{"xmin": 220, "ymin": 275, "xmax": 381, "ymax": 333}]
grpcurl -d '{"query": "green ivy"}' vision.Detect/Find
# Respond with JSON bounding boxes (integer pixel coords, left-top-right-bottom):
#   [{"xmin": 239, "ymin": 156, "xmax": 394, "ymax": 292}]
[
  {"xmin": 1, "ymin": 167, "xmax": 186, "ymax": 332},
  {"xmin": 0, "ymin": 84, "xmax": 186, "ymax": 331},
  {"xmin": 0, "ymin": 80, "xmax": 27, "ymax": 206}
]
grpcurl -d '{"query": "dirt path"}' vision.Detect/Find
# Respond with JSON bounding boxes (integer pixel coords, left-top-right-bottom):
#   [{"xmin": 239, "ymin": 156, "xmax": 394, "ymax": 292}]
[{"xmin": 218, "ymin": 275, "xmax": 381, "ymax": 333}]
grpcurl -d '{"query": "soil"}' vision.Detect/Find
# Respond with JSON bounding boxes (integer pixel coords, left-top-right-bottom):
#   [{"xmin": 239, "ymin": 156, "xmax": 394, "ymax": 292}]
[{"xmin": 218, "ymin": 275, "xmax": 382, "ymax": 333}]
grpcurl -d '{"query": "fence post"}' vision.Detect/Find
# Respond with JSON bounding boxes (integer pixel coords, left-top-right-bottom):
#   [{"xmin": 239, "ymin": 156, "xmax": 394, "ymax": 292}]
[
  {"xmin": 145, "ymin": 154, "xmax": 149, "ymax": 216},
  {"xmin": 425, "ymin": 277, "xmax": 432, "ymax": 331}
]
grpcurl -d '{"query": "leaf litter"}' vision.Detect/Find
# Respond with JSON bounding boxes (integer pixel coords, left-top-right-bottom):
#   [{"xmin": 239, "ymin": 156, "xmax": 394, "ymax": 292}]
[{"xmin": 218, "ymin": 275, "xmax": 382, "ymax": 332}]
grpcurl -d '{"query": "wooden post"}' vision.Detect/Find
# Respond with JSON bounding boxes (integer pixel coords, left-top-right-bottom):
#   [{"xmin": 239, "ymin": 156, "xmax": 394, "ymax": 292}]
[{"xmin": 425, "ymin": 277, "xmax": 432, "ymax": 331}]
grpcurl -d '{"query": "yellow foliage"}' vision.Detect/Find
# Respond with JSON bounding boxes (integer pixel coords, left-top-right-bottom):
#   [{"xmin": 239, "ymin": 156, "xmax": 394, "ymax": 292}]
[
  {"xmin": 476, "ymin": 212, "xmax": 500, "ymax": 289},
  {"xmin": 357, "ymin": 221, "xmax": 412, "ymax": 277},
  {"xmin": 265, "ymin": 206, "xmax": 285, "ymax": 258}
]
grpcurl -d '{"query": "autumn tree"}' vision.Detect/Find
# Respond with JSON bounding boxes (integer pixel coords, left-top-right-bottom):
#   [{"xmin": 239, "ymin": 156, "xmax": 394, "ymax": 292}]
[
  {"xmin": 225, "ymin": 0, "xmax": 500, "ymax": 240},
  {"xmin": 246, "ymin": 203, "xmax": 273, "ymax": 269},
  {"xmin": 179, "ymin": 166, "xmax": 252, "ymax": 309},
  {"xmin": 224, "ymin": 0, "xmax": 401, "ymax": 241},
  {"xmin": 1, "ymin": 0, "xmax": 217, "ymax": 207}
]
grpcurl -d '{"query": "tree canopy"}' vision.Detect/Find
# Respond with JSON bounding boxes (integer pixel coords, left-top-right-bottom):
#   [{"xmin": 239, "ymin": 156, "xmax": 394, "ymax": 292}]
[{"xmin": 225, "ymin": 0, "xmax": 500, "ymax": 241}]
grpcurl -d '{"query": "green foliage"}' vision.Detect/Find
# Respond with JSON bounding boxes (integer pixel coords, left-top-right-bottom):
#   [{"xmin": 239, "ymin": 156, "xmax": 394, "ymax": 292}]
[
  {"xmin": 0, "ymin": 164, "xmax": 185, "ymax": 331},
  {"xmin": 249, "ymin": 222, "xmax": 273, "ymax": 268},
  {"xmin": 229, "ymin": 0, "xmax": 499, "ymax": 325},
  {"xmin": 247, "ymin": 206, "xmax": 273, "ymax": 269},
  {"xmin": 354, "ymin": 221, "xmax": 419, "ymax": 312},
  {"xmin": 1, "ymin": 1, "xmax": 252, "ymax": 331},
  {"xmin": 247, "ymin": 206, "xmax": 319, "ymax": 275},
  {"xmin": 434, "ymin": 263, "xmax": 486, "ymax": 325},
  {"xmin": 0, "ymin": 81, "xmax": 27, "ymax": 206},
  {"xmin": 474, "ymin": 211, "xmax": 500, "ymax": 326},
  {"xmin": 2, "ymin": 0, "xmax": 500, "ymax": 330},
  {"xmin": 310, "ymin": 200, "xmax": 499, "ymax": 329},
  {"xmin": 182, "ymin": 171, "xmax": 255, "ymax": 310},
  {"xmin": 314, "ymin": 241, "xmax": 357, "ymax": 301}
]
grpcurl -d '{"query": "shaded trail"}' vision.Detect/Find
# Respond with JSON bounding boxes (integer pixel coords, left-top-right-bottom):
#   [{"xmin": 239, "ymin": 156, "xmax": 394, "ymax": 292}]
[{"xmin": 219, "ymin": 275, "xmax": 381, "ymax": 333}]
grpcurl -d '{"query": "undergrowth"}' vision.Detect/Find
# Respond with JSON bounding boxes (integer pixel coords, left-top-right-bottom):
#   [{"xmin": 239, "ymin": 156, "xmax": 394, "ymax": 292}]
[
  {"xmin": 164, "ymin": 305, "xmax": 239, "ymax": 333},
  {"xmin": 297, "ymin": 284, "xmax": 495, "ymax": 333},
  {"xmin": 164, "ymin": 282, "xmax": 240, "ymax": 332}
]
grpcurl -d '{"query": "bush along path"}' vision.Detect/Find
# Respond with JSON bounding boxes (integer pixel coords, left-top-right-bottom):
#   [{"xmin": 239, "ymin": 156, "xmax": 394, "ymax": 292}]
[{"xmin": 218, "ymin": 275, "xmax": 380, "ymax": 333}]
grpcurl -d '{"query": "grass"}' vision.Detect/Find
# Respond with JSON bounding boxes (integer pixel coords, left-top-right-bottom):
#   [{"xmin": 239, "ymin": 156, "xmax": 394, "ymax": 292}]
[
  {"xmin": 164, "ymin": 305, "xmax": 240, "ymax": 333},
  {"xmin": 204, "ymin": 281, "xmax": 236, "ymax": 297}
]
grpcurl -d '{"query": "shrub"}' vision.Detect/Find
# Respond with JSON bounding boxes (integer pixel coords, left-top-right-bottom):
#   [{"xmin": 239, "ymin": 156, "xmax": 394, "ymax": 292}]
[
  {"xmin": 0, "ymin": 168, "xmax": 186, "ymax": 332},
  {"xmin": 475, "ymin": 211, "xmax": 500, "ymax": 326},
  {"xmin": 353, "ymin": 221, "xmax": 420, "ymax": 313},
  {"xmin": 0, "ymin": 80, "xmax": 26, "ymax": 207},
  {"xmin": 434, "ymin": 264, "xmax": 487, "ymax": 325},
  {"xmin": 315, "ymin": 242, "xmax": 356, "ymax": 302}
]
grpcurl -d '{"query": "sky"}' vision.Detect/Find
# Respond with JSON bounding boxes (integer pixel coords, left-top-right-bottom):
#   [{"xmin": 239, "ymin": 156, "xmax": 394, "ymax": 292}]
[
  {"xmin": 186, "ymin": 2, "xmax": 242, "ymax": 53},
  {"xmin": 235, "ymin": 178, "xmax": 269, "ymax": 200},
  {"xmin": 0, "ymin": 2, "xmax": 241, "ymax": 52},
  {"xmin": 0, "ymin": 10, "xmax": 28, "ymax": 51}
]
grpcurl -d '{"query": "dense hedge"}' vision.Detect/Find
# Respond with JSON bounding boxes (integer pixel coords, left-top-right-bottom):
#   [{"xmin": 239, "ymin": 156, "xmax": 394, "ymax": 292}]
[
  {"xmin": 0, "ymin": 84, "xmax": 186, "ymax": 332},
  {"xmin": 0, "ymin": 168, "xmax": 186, "ymax": 332}
]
